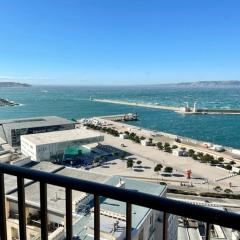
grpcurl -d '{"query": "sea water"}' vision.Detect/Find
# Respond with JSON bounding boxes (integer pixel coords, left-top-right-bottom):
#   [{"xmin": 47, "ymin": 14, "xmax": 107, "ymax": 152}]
[{"xmin": 0, "ymin": 85, "xmax": 240, "ymax": 148}]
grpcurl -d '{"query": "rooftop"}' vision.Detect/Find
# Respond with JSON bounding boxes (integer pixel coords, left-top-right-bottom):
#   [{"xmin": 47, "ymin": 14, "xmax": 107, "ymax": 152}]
[
  {"xmin": 4, "ymin": 161, "xmax": 63, "ymax": 194},
  {"xmin": 100, "ymin": 175, "xmax": 166, "ymax": 229},
  {"xmin": 7, "ymin": 167, "xmax": 110, "ymax": 214},
  {"xmin": 87, "ymin": 215, "xmax": 125, "ymax": 239},
  {"xmin": 21, "ymin": 128, "xmax": 103, "ymax": 145},
  {"xmin": 0, "ymin": 116, "xmax": 74, "ymax": 131}
]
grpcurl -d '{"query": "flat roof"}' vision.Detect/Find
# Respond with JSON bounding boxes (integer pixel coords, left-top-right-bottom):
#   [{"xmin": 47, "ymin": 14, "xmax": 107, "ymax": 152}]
[
  {"xmin": 100, "ymin": 176, "xmax": 166, "ymax": 229},
  {"xmin": 4, "ymin": 161, "xmax": 63, "ymax": 194},
  {"xmin": 7, "ymin": 167, "xmax": 110, "ymax": 214},
  {"xmin": 0, "ymin": 116, "xmax": 74, "ymax": 130},
  {"xmin": 87, "ymin": 215, "xmax": 125, "ymax": 238},
  {"xmin": 21, "ymin": 128, "xmax": 103, "ymax": 145}
]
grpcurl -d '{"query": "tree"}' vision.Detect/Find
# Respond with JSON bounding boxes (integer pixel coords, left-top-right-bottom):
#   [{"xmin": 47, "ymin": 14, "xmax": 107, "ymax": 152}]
[
  {"xmin": 164, "ymin": 142, "xmax": 170, "ymax": 148},
  {"xmin": 164, "ymin": 167, "xmax": 173, "ymax": 173},
  {"xmin": 225, "ymin": 164, "xmax": 232, "ymax": 171},
  {"xmin": 157, "ymin": 142, "xmax": 163, "ymax": 150},
  {"xmin": 127, "ymin": 159, "xmax": 133, "ymax": 168},
  {"xmin": 136, "ymin": 160, "xmax": 142, "ymax": 165},
  {"xmin": 154, "ymin": 164, "xmax": 163, "ymax": 173},
  {"xmin": 230, "ymin": 160, "xmax": 236, "ymax": 165},
  {"xmin": 159, "ymin": 182, "xmax": 167, "ymax": 185},
  {"xmin": 218, "ymin": 157, "xmax": 224, "ymax": 162},
  {"xmin": 192, "ymin": 154, "xmax": 198, "ymax": 160},
  {"xmin": 188, "ymin": 149, "xmax": 195, "ymax": 157},
  {"xmin": 164, "ymin": 143, "xmax": 172, "ymax": 152},
  {"xmin": 140, "ymin": 136, "xmax": 145, "ymax": 140},
  {"xmin": 224, "ymin": 188, "xmax": 233, "ymax": 194},
  {"xmin": 133, "ymin": 136, "xmax": 140, "ymax": 143},
  {"xmin": 172, "ymin": 145, "xmax": 178, "ymax": 149},
  {"xmin": 202, "ymin": 154, "xmax": 214, "ymax": 163}
]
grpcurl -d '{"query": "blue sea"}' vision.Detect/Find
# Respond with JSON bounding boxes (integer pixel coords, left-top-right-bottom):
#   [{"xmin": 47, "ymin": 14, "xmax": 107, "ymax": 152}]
[{"xmin": 1, "ymin": 85, "xmax": 240, "ymax": 149}]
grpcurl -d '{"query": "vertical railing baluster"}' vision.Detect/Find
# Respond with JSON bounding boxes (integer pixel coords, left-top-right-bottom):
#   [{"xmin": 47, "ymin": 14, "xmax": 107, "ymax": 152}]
[
  {"xmin": 206, "ymin": 222, "xmax": 211, "ymax": 240},
  {"xmin": 17, "ymin": 177, "xmax": 27, "ymax": 240},
  {"xmin": 0, "ymin": 173, "xmax": 7, "ymax": 240},
  {"xmin": 126, "ymin": 202, "xmax": 132, "ymax": 240},
  {"xmin": 162, "ymin": 212, "xmax": 168, "ymax": 240},
  {"xmin": 65, "ymin": 188, "xmax": 72, "ymax": 240},
  {"xmin": 94, "ymin": 194, "xmax": 100, "ymax": 240},
  {"xmin": 40, "ymin": 182, "xmax": 48, "ymax": 240}
]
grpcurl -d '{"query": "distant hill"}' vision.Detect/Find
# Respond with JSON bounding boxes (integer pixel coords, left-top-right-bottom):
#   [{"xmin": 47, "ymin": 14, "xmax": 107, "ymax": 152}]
[
  {"xmin": 176, "ymin": 80, "xmax": 240, "ymax": 87},
  {"xmin": 0, "ymin": 82, "xmax": 31, "ymax": 87}
]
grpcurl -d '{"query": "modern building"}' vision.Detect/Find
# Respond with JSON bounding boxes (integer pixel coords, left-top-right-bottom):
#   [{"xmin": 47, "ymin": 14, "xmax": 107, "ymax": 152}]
[
  {"xmin": 4, "ymin": 161, "xmax": 177, "ymax": 240},
  {"xmin": 21, "ymin": 129, "xmax": 104, "ymax": 161},
  {"xmin": 0, "ymin": 116, "xmax": 75, "ymax": 147}
]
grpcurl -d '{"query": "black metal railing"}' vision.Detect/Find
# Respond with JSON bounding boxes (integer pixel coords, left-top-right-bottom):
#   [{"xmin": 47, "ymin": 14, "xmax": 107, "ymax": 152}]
[{"xmin": 0, "ymin": 163, "xmax": 240, "ymax": 240}]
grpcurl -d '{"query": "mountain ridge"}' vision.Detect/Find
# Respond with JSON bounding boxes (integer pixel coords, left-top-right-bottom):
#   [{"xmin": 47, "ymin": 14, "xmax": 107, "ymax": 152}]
[{"xmin": 0, "ymin": 81, "xmax": 31, "ymax": 87}]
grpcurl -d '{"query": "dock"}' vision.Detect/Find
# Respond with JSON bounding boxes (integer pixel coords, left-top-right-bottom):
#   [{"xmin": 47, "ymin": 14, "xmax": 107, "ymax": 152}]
[
  {"xmin": 92, "ymin": 98, "xmax": 240, "ymax": 115},
  {"xmin": 97, "ymin": 113, "xmax": 138, "ymax": 122}
]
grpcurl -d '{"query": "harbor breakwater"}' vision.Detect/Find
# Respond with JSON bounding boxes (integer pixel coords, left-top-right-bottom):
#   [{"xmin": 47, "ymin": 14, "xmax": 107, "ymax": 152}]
[{"xmin": 92, "ymin": 98, "xmax": 240, "ymax": 115}]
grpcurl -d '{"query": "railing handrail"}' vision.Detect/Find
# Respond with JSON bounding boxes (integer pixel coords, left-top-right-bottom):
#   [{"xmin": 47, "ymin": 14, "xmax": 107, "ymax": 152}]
[{"xmin": 0, "ymin": 163, "xmax": 240, "ymax": 230}]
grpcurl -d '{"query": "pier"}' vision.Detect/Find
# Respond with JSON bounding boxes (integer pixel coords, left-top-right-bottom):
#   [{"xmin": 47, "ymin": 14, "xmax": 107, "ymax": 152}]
[
  {"xmin": 97, "ymin": 113, "xmax": 138, "ymax": 122},
  {"xmin": 92, "ymin": 98, "xmax": 240, "ymax": 115}
]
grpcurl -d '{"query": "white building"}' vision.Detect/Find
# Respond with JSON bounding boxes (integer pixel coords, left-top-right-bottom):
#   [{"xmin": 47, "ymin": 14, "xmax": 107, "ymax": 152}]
[
  {"xmin": 141, "ymin": 139, "xmax": 150, "ymax": 146},
  {"xmin": 21, "ymin": 129, "xmax": 104, "ymax": 161},
  {"xmin": 119, "ymin": 133, "xmax": 128, "ymax": 139}
]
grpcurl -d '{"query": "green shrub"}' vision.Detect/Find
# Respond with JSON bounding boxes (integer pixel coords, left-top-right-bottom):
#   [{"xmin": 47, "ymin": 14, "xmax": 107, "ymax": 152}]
[{"xmin": 164, "ymin": 167, "xmax": 173, "ymax": 173}]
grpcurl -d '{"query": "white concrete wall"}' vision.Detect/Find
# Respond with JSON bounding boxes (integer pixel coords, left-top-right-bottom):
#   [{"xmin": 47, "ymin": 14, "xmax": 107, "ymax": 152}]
[
  {"xmin": 21, "ymin": 135, "xmax": 104, "ymax": 161},
  {"xmin": 21, "ymin": 137, "xmax": 37, "ymax": 161}
]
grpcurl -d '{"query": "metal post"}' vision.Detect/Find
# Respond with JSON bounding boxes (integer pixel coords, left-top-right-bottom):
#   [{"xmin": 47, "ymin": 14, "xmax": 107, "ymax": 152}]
[
  {"xmin": 17, "ymin": 177, "xmax": 27, "ymax": 240},
  {"xmin": 162, "ymin": 212, "xmax": 168, "ymax": 240},
  {"xmin": 126, "ymin": 202, "xmax": 132, "ymax": 240},
  {"xmin": 40, "ymin": 182, "xmax": 48, "ymax": 240},
  {"xmin": 94, "ymin": 194, "xmax": 100, "ymax": 240},
  {"xmin": 0, "ymin": 173, "xmax": 7, "ymax": 240},
  {"xmin": 206, "ymin": 222, "xmax": 211, "ymax": 240},
  {"xmin": 65, "ymin": 188, "xmax": 72, "ymax": 240}
]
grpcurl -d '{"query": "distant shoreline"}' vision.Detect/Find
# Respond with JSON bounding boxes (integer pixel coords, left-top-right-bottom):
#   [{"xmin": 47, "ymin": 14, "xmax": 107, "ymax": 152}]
[{"xmin": 0, "ymin": 82, "xmax": 31, "ymax": 88}]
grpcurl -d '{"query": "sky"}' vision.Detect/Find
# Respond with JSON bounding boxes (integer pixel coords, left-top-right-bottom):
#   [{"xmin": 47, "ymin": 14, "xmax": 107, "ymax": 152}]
[{"xmin": 0, "ymin": 0, "xmax": 240, "ymax": 85}]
